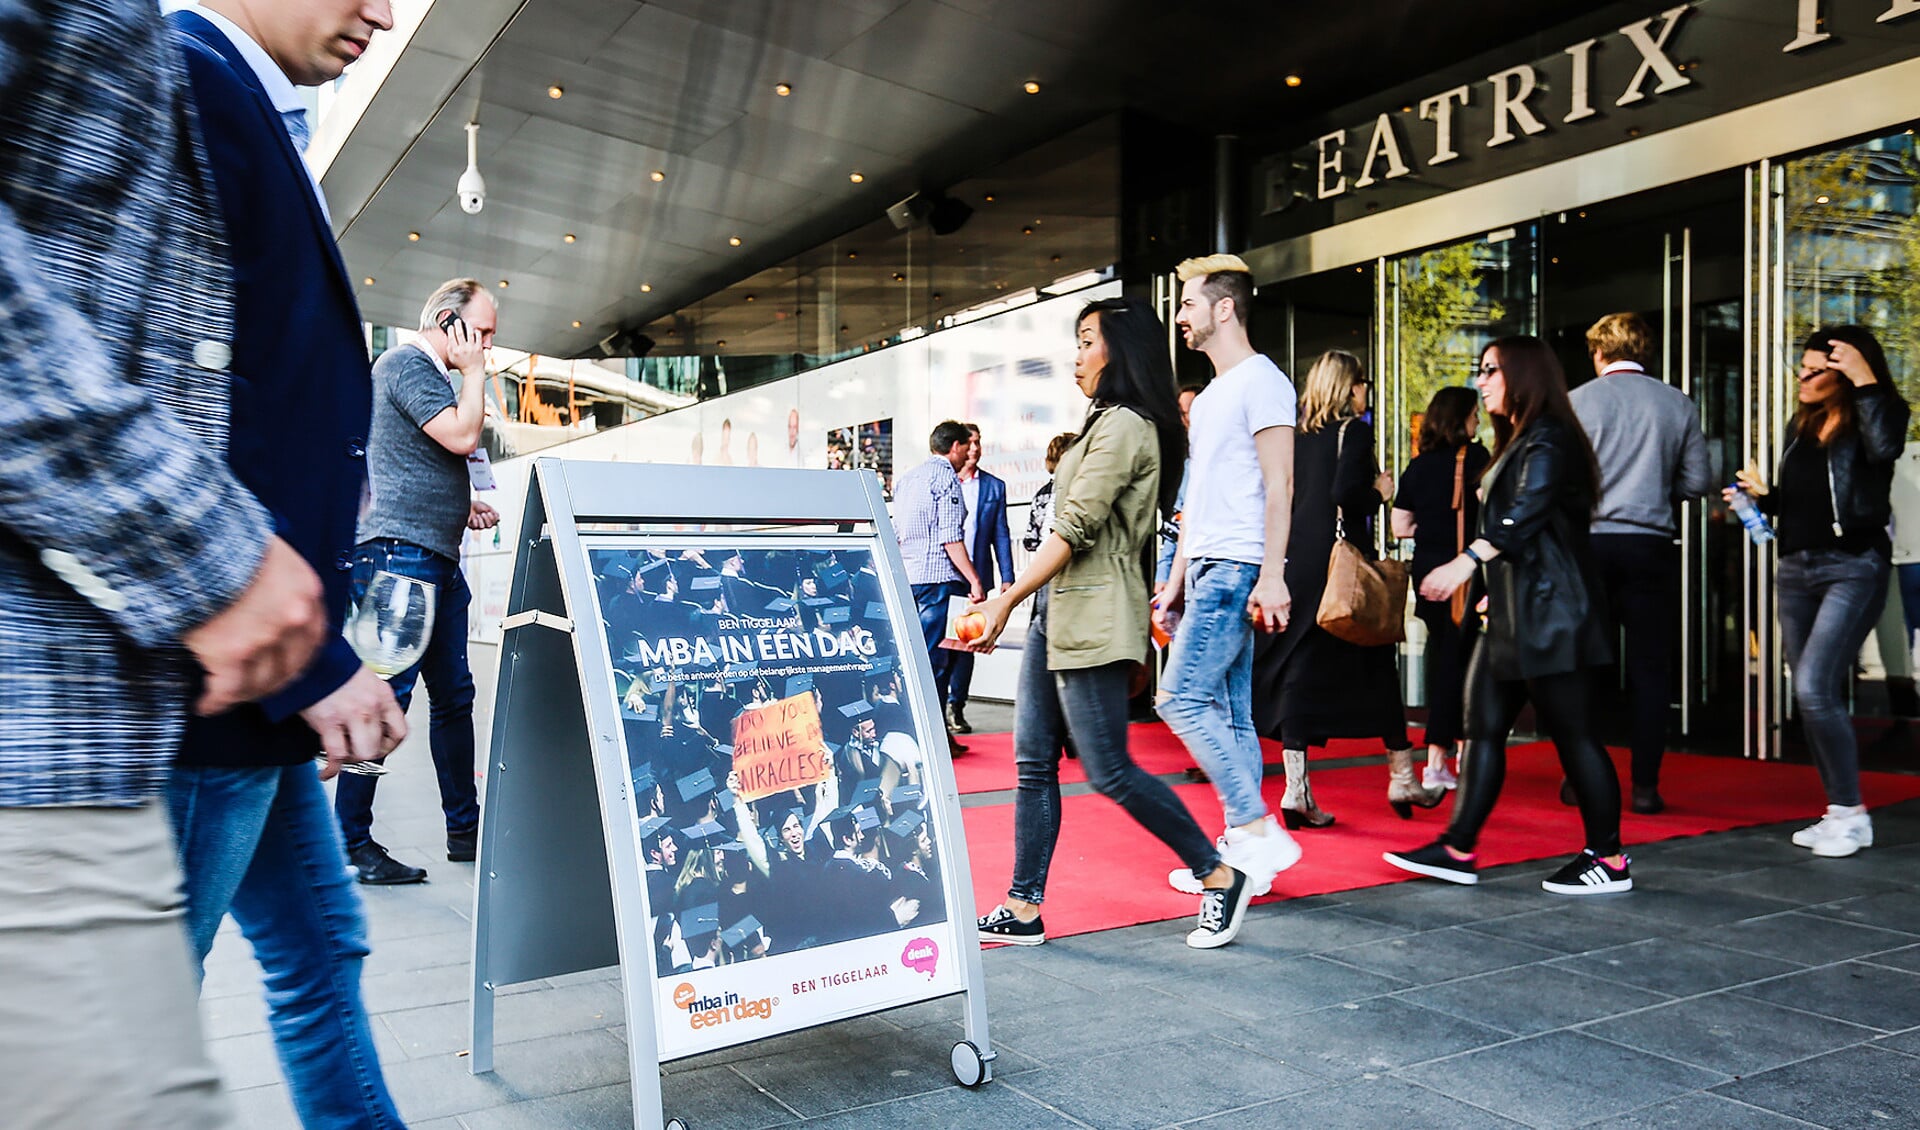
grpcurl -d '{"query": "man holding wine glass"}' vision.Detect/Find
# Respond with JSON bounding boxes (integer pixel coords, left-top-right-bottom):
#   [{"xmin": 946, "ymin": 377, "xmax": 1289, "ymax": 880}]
[{"xmin": 336, "ymin": 277, "xmax": 502, "ymax": 885}]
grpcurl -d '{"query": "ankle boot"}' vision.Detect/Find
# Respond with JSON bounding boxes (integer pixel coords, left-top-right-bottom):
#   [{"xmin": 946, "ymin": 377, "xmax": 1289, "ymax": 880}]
[
  {"xmin": 1280, "ymin": 749, "xmax": 1335, "ymax": 829},
  {"xmin": 1387, "ymin": 747, "xmax": 1446, "ymax": 819}
]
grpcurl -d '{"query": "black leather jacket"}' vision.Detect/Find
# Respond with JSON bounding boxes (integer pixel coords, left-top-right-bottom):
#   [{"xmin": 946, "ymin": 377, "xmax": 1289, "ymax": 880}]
[
  {"xmin": 1477, "ymin": 415, "xmax": 1613, "ymax": 680},
  {"xmin": 1764, "ymin": 383, "xmax": 1910, "ymax": 548}
]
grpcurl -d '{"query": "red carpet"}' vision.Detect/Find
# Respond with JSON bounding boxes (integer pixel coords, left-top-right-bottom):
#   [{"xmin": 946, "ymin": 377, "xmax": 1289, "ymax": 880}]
[
  {"xmin": 950, "ymin": 723, "xmax": 1415, "ymax": 795},
  {"xmin": 957, "ymin": 739, "xmax": 1920, "ymax": 942}
]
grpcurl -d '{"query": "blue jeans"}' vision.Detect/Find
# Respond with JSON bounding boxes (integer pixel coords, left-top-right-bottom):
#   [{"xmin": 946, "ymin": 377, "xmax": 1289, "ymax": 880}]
[
  {"xmin": 1010, "ymin": 589, "xmax": 1220, "ymax": 903},
  {"xmin": 913, "ymin": 580, "xmax": 966, "ymax": 706},
  {"xmin": 1778, "ymin": 547, "xmax": 1891, "ymax": 808},
  {"xmin": 167, "ymin": 763, "xmax": 404, "ymax": 1129},
  {"xmin": 336, "ymin": 539, "xmax": 480, "ymax": 851},
  {"xmin": 1156, "ymin": 558, "xmax": 1268, "ymax": 827}
]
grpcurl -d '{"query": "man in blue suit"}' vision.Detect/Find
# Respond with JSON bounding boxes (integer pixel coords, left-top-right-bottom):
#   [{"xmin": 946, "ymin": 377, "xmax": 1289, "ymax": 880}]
[
  {"xmin": 946, "ymin": 423, "xmax": 1015, "ymax": 734},
  {"xmin": 165, "ymin": 3, "xmax": 409, "ymax": 1126}
]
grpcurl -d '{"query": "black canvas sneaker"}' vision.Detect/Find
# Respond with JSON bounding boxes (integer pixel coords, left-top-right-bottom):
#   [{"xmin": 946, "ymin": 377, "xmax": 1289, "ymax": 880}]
[
  {"xmin": 1383, "ymin": 841, "xmax": 1478, "ymax": 885},
  {"xmin": 1541, "ymin": 849, "xmax": 1632, "ymax": 895},
  {"xmin": 1186, "ymin": 867, "xmax": 1252, "ymax": 949},
  {"xmin": 976, "ymin": 906, "xmax": 1046, "ymax": 946}
]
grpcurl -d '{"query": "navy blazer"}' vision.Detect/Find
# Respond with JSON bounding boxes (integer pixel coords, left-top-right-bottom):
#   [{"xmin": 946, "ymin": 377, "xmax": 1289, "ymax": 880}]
[
  {"xmin": 171, "ymin": 11, "xmax": 373, "ymax": 767},
  {"xmin": 966, "ymin": 471, "xmax": 1015, "ymax": 589}
]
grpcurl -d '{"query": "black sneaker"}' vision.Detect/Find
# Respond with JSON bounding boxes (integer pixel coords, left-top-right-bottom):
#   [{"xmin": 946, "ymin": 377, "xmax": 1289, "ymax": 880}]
[
  {"xmin": 1186, "ymin": 867, "xmax": 1252, "ymax": 949},
  {"xmin": 447, "ymin": 829, "xmax": 478, "ymax": 863},
  {"xmin": 350, "ymin": 841, "xmax": 427, "ymax": 885},
  {"xmin": 1382, "ymin": 841, "xmax": 1479, "ymax": 885},
  {"xmin": 1541, "ymin": 849, "xmax": 1632, "ymax": 895},
  {"xmin": 976, "ymin": 906, "xmax": 1045, "ymax": 946}
]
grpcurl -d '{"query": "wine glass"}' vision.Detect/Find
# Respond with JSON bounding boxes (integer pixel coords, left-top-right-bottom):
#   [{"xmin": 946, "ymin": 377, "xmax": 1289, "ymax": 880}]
[{"xmin": 322, "ymin": 570, "xmax": 437, "ymax": 777}]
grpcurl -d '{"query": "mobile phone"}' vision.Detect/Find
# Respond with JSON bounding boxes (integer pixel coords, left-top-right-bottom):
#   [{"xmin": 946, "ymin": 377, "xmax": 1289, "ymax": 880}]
[{"xmin": 438, "ymin": 309, "xmax": 465, "ymax": 334}]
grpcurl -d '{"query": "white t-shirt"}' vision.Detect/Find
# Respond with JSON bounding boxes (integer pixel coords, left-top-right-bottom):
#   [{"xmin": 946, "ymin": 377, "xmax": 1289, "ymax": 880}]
[
  {"xmin": 1182, "ymin": 353, "xmax": 1297, "ymax": 565},
  {"xmin": 961, "ymin": 474, "xmax": 981, "ymax": 554}
]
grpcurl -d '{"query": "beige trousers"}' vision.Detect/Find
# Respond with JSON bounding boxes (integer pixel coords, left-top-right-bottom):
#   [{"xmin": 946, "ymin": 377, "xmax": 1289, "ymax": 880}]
[{"xmin": 0, "ymin": 802, "xmax": 232, "ymax": 1130}]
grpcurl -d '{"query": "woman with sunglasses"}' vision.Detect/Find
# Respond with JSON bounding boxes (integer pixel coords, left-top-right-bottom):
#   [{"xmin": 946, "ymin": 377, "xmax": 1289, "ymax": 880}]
[
  {"xmin": 1727, "ymin": 327, "xmax": 1908, "ymax": 858},
  {"xmin": 1385, "ymin": 336, "xmax": 1628, "ymax": 894}
]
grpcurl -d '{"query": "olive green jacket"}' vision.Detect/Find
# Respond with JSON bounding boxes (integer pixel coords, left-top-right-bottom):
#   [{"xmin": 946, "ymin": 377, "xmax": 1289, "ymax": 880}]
[{"xmin": 1045, "ymin": 404, "xmax": 1162, "ymax": 670}]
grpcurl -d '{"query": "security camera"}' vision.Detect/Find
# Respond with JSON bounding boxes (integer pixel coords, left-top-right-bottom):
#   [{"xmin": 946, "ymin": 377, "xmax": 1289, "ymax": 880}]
[{"xmin": 458, "ymin": 122, "xmax": 486, "ymax": 214}]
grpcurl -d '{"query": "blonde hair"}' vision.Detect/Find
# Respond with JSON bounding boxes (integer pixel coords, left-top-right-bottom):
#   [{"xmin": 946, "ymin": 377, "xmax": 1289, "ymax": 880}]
[
  {"xmin": 1585, "ymin": 312, "xmax": 1654, "ymax": 368},
  {"xmin": 1174, "ymin": 254, "xmax": 1254, "ymax": 325},
  {"xmin": 1298, "ymin": 350, "xmax": 1366, "ymax": 434},
  {"xmin": 418, "ymin": 278, "xmax": 487, "ymax": 332}
]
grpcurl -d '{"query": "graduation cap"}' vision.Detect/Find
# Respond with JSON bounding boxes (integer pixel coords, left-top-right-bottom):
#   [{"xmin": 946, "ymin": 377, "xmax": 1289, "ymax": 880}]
[
  {"xmin": 720, "ymin": 915, "xmax": 763, "ymax": 949},
  {"xmin": 851, "ymin": 805, "xmax": 882, "ymax": 833},
  {"xmin": 681, "ymin": 819, "xmax": 728, "ymax": 845},
  {"xmin": 772, "ymin": 805, "xmax": 808, "ymax": 830},
  {"xmin": 715, "ymin": 788, "xmax": 736, "ymax": 811},
  {"xmin": 689, "ymin": 576, "xmax": 722, "ymax": 592},
  {"xmin": 814, "ymin": 561, "xmax": 851, "ymax": 590},
  {"xmin": 784, "ymin": 674, "xmax": 815, "ymax": 698},
  {"xmin": 820, "ymin": 605, "xmax": 851, "ymax": 626},
  {"xmin": 800, "ymin": 597, "xmax": 834, "ymax": 610},
  {"xmin": 638, "ymin": 558, "xmax": 672, "ymax": 578},
  {"xmin": 846, "ymin": 779, "xmax": 882, "ymax": 810},
  {"xmin": 863, "ymin": 601, "xmax": 890, "ymax": 622},
  {"xmin": 676, "ymin": 768, "xmax": 717, "ymax": 804},
  {"xmin": 680, "ymin": 902, "xmax": 721, "ymax": 938},
  {"xmin": 765, "ymin": 597, "xmax": 797, "ymax": 615},
  {"xmin": 867, "ymin": 656, "xmax": 896, "ymax": 675},
  {"xmin": 636, "ymin": 814, "xmax": 673, "ymax": 840},
  {"xmin": 713, "ymin": 744, "xmax": 734, "ymax": 759},
  {"xmin": 893, "ymin": 785, "xmax": 926, "ymax": 811},
  {"xmin": 631, "ymin": 762, "xmax": 658, "ymax": 794},
  {"xmin": 837, "ymin": 700, "xmax": 874, "ymax": 721},
  {"xmin": 887, "ymin": 810, "xmax": 926, "ymax": 839}
]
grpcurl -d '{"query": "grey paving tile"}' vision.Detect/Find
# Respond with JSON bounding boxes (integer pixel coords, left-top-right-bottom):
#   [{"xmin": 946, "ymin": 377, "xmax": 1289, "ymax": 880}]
[
  {"xmin": 1713, "ymin": 1044, "xmax": 1920, "ymax": 1129},
  {"xmin": 1321, "ymin": 926, "xmax": 1558, "ymax": 985},
  {"xmin": 967, "ymin": 981, "xmax": 1235, "ymax": 1063},
  {"xmin": 660, "ymin": 1063, "xmax": 804, "ymax": 1130},
  {"xmin": 1704, "ymin": 910, "xmax": 1917, "ymax": 964},
  {"xmin": 1580, "ymin": 1091, "xmax": 1825, "ymax": 1129},
  {"xmin": 1589, "ymin": 885, "xmax": 1801, "ymax": 929},
  {"xmin": 206, "ymin": 1030, "xmax": 286, "ymax": 1091},
  {"xmin": 797, "ymin": 1079, "xmax": 1075, "ymax": 1128},
  {"xmin": 1180, "ymin": 1075, "xmax": 1526, "ymax": 1128},
  {"xmin": 1875, "ymin": 1028, "xmax": 1920, "ymax": 1057},
  {"xmin": 1026, "ymin": 1033, "xmax": 1319, "ymax": 1129},
  {"xmin": 1457, "ymin": 905, "xmax": 1677, "ymax": 955},
  {"xmin": 1580, "ymin": 991, "xmax": 1876, "ymax": 1076},
  {"xmin": 1228, "ymin": 907, "xmax": 1423, "ymax": 961},
  {"xmin": 1733, "ymin": 961, "xmax": 1920, "ymax": 1032},
  {"xmin": 381, "ymin": 1029, "xmax": 629, "ymax": 1122},
  {"xmin": 1392, "ymin": 962, "xmax": 1670, "ymax": 1037},
  {"xmin": 729, "ymin": 1022, "xmax": 1021, "ymax": 1117},
  {"xmin": 364, "ymin": 929, "xmax": 475, "ymax": 975},
  {"xmin": 1148, "ymin": 954, "xmax": 1409, "ymax": 1021},
  {"xmin": 979, "ymin": 947, "xmax": 1143, "ymax": 1003},
  {"xmin": 1398, "ymin": 1030, "xmax": 1724, "ymax": 1128},
  {"xmin": 201, "ymin": 990, "xmax": 269, "ymax": 1040},
  {"xmin": 1547, "ymin": 936, "xmax": 1804, "ymax": 996},
  {"xmin": 356, "ymin": 892, "xmax": 472, "ymax": 943},
  {"xmin": 1716, "ymin": 860, "xmax": 1906, "ymax": 904},
  {"xmin": 1803, "ymin": 889, "xmax": 1920, "ymax": 935},
  {"xmin": 225, "ymin": 1083, "xmax": 302, "ymax": 1130},
  {"xmin": 454, "ymin": 1082, "xmax": 634, "ymax": 1129},
  {"xmin": 1636, "ymin": 833, "xmax": 1813, "ymax": 874},
  {"xmin": 1330, "ymin": 883, "xmax": 1540, "ymax": 931},
  {"xmin": 382, "ymin": 981, "xmax": 625, "ymax": 1058},
  {"xmin": 1223, "ymin": 996, "xmax": 1509, "ymax": 1081}
]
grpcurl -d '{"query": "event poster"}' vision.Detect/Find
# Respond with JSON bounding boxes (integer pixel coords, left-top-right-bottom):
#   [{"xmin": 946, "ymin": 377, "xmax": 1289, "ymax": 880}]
[{"xmin": 586, "ymin": 542, "xmax": 963, "ymax": 1059}]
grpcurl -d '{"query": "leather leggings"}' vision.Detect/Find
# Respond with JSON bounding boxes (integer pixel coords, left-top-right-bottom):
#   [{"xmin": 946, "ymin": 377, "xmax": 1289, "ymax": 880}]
[{"xmin": 1440, "ymin": 636, "xmax": 1623, "ymax": 857}]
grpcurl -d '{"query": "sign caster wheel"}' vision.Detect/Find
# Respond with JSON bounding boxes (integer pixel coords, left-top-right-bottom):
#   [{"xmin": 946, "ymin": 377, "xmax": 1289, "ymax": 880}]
[
  {"xmin": 666, "ymin": 1119, "xmax": 688, "ymax": 1130},
  {"xmin": 950, "ymin": 1040, "xmax": 993, "ymax": 1088}
]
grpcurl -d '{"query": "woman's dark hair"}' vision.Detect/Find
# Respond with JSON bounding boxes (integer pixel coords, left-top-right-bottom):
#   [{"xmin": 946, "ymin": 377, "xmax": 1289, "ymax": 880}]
[
  {"xmin": 1076, "ymin": 297, "xmax": 1188, "ymax": 515},
  {"xmin": 1796, "ymin": 325, "xmax": 1900, "ymax": 443},
  {"xmin": 1481, "ymin": 336, "xmax": 1601, "ymax": 502},
  {"xmin": 1418, "ymin": 386, "xmax": 1480, "ymax": 453}
]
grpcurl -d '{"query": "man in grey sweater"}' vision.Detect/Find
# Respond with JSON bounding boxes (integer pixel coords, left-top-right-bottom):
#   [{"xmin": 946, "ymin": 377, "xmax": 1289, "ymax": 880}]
[{"xmin": 1570, "ymin": 312, "xmax": 1715, "ymax": 814}]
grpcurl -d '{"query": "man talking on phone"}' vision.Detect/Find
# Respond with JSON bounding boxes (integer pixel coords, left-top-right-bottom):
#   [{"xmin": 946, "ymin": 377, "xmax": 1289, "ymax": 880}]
[{"xmin": 337, "ymin": 277, "xmax": 501, "ymax": 884}]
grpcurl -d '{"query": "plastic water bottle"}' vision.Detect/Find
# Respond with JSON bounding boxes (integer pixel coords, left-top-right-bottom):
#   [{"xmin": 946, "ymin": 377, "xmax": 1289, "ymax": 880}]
[{"xmin": 1728, "ymin": 487, "xmax": 1775, "ymax": 544}]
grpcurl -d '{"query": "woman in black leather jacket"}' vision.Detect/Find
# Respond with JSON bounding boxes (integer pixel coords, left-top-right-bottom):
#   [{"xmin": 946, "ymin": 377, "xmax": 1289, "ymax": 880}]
[
  {"xmin": 1729, "ymin": 326, "xmax": 1909, "ymax": 860},
  {"xmin": 1385, "ymin": 336, "xmax": 1631, "ymax": 895}
]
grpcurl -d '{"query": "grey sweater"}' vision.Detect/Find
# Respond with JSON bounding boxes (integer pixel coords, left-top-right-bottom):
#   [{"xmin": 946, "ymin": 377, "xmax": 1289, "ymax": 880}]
[{"xmin": 1569, "ymin": 366, "xmax": 1715, "ymax": 537}]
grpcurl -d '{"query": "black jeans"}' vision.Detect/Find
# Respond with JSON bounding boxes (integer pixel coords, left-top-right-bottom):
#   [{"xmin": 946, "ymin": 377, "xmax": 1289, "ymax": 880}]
[
  {"xmin": 1778, "ymin": 547, "xmax": 1891, "ymax": 808},
  {"xmin": 1416, "ymin": 598, "xmax": 1471, "ymax": 748},
  {"xmin": 1008, "ymin": 591, "xmax": 1221, "ymax": 904},
  {"xmin": 1591, "ymin": 533, "xmax": 1680, "ymax": 788},
  {"xmin": 1441, "ymin": 636, "xmax": 1624, "ymax": 857}
]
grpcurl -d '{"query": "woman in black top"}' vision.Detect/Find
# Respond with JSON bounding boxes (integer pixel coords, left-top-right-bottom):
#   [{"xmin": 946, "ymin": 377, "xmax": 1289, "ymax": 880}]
[
  {"xmin": 1729, "ymin": 327, "xmax": 1908, "ymax": 859},
  {"xmin": 1392, "ymin": 388, "xmax": 1491, "ymax": 792},
  {"xmin": 1385, "ymin": 336, "xmax": 1630, "ymax": 895},
  {"xmin": 1252, "ymin": 350, "xmax": 1435, "ymax": 827}
]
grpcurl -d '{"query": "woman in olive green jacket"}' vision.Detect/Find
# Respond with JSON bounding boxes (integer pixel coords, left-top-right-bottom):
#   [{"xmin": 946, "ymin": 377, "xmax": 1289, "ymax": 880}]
[{"xmin": 970, "ymin": 298, "xmax": 1254, "ymax": 951}]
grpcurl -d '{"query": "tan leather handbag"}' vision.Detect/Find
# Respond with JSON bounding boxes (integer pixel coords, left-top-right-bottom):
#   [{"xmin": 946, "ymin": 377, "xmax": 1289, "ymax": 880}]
[
  {"xmin": 1449, "ymin": 445, "xmax": 1470, "ymax": 626},
  {"xmin": 1316, "ymin": 420, "xmax": 1409, "ymax": 647}
]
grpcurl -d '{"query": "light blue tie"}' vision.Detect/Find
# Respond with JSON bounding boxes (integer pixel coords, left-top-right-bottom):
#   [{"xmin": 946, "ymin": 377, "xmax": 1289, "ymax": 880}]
[{"xmin": 281, "ymin": 108, "xmax": 311, "ymax": 154}]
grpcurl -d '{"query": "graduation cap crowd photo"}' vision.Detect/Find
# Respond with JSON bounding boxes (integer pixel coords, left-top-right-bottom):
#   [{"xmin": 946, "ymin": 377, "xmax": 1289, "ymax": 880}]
[{"xmin": 590, "ymin": 545, "xmax": 950, "ymax": 976}]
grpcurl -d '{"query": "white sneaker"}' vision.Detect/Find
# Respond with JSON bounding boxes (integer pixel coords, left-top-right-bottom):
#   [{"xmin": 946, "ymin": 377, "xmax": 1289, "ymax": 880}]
[
  {"xmin": 1807, "ymin": 813, "xmax": 1873, "ymax": 858},
  {"xmin": 1793, "ymin": 806, "xmax": 1873, "ymax": 850},
  {"xmin": 1169, "ymin": 822, "xmax": 1296, "ymax": 896},
  {"xmin": 1169, "ymin": 835, "xmax": 1242, "ymax": 895}
]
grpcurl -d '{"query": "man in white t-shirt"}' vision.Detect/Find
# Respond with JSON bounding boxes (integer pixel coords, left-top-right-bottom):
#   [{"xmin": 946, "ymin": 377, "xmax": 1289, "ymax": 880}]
[{"xmin": 1154, "ymin": 254, "xmax": 1302, "ymax": 893}]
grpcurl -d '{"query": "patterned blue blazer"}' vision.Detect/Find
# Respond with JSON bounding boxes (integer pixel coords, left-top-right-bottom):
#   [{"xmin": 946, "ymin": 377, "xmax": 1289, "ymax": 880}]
[{"xmin": 0, "ymin": 1, "xmax": 273, "ymax": 806}]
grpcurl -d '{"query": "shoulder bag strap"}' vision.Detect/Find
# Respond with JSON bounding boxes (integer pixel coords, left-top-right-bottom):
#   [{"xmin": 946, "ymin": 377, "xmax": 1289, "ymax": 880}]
[
  {"xmin": 1333, "ymin": 419, "xmax": 1351, "ymax": 541},
  {"xmin": 1451, "ymin": 445, "xmax": 1467, "ymax": 550}
]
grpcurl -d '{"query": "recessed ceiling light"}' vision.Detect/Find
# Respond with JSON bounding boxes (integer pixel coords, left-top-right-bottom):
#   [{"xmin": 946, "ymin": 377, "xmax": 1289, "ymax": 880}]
[
  {"xmin": 547, "ymin": 84, "xmax": 564, "ymax": 99},
  {"xmin": 1021, "ymin": 226, "xmax": 1033, "ymax": 235},
  {"xmin": 640, "ymin": 283, "xmax": 652, "ymax": 292},
  {"xmin": 774, "ymin": 82, "xmax": 792, "ymax": 97},
  {"xmin": 847, "ymin": 250, "xmax": 858, "ymax": 259},
  {"xmin": 1815, "ymin": 194, "xmax": 1831, "ymax": 204},
  {"xmin": 728, "ymin": 236, "xmax": 742, "ymax": 246},
  {"xmin": 650, "ymin": 170, "xmax": 665, "ymax": 182},
  {"xmin": 497, "ymin": 279, "xmax": 509, "ymax": 288},
  {"xmin": 407, "ymin": 231, "xmax": 420, "ymax": 242},
  {"xmin": 932, "ymin": 292, "xmax": 942, "ymax": 301},
  {"xmin": 563, "ymin": 232, "xmax": 576, "ymax": 243},
  {"xmin": 1050, "ymin": 254, "xmax": 1061, "ymax": 262},
  {"xmin": 744, "ymin": 294, "xmax": 755, "ymax": 302},
  {"xmin": 1023, "ymin": 81, "xmax": 1041, "ymax": 95},
  {"xmin": 1284, "ymin": 74, "xmax": 1302, "ymax": 87},
  {"xmin": 849, "ymin": 172, "xmax": 864, "ymax": 183},
  {"xmin": 362, "ymin": 276, "xmax": 375, "ymax": 285},
  {"xmin": 716, "ymin": 339, "xmax": 727, "ymax": 348},
  {"xmin": 892, "ymin": 272, "xmax": 905, "ymax": 282},
  {"xmin": 983, "ymin": 194, "xmax": 995, "ymax": 203},
  {"xmin": 571, "ymin": 320, "xmax": 582, "ymax": 328}
]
